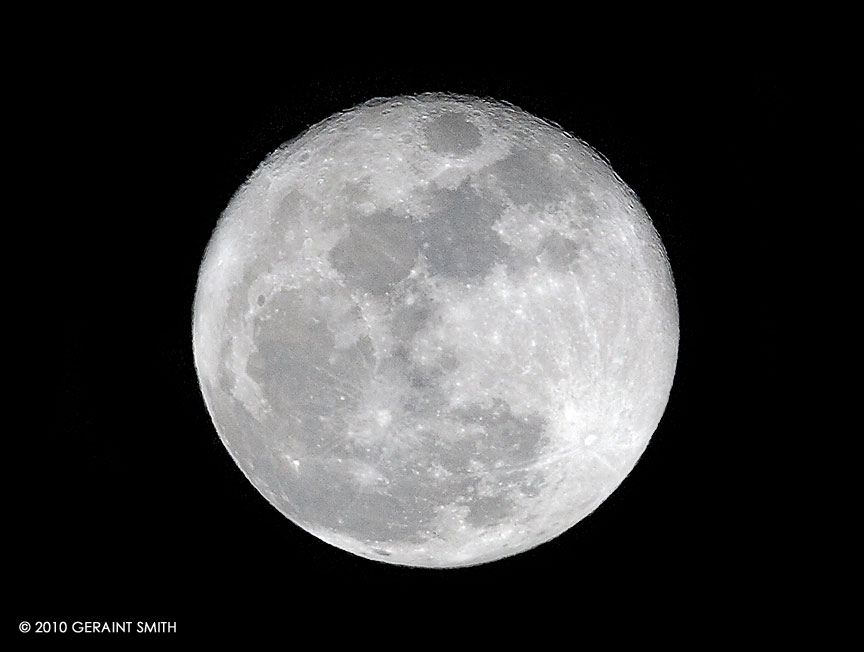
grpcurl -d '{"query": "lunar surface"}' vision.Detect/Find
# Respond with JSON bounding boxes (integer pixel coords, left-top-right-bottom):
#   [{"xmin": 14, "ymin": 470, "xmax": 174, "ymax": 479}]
[{"xmin": 193, "ymin": 93, "xmax": 679, "ymax": 567}]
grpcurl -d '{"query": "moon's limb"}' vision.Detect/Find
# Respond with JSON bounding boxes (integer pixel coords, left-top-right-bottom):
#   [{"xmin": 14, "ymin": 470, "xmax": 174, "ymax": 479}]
[{"xmin": 193, "ymin": 93, "xmax": 679, "ymax": 567}]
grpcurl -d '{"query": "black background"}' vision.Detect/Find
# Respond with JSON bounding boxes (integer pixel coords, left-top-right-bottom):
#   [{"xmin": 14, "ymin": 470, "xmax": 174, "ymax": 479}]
[{"xmin": 17, "ymin": 55, "xmax": 788, "ymax": 639}]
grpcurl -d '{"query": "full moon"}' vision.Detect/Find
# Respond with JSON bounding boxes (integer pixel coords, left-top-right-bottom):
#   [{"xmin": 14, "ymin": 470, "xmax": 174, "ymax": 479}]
[{"xmin": 193, "ymin": 93, "xmax": 678, "ymax": 567}]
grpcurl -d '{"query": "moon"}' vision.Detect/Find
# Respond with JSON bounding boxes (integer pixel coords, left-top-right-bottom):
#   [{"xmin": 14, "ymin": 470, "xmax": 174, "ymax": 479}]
[{"xmin": 192, "ymin": 93, "xmax": 678, "ymax": 567}]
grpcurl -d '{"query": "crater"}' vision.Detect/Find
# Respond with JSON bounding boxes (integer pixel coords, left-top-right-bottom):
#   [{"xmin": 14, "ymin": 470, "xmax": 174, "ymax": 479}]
[{"xmin": 424, "ymin": 112, "xmax": 482, "ymax": 156}]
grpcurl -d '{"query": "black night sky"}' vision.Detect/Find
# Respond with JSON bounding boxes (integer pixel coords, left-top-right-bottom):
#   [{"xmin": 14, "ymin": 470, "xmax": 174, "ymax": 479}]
[{"xmin": 15, "ymin": 51, "xmax": 795, "ymax": 640}]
